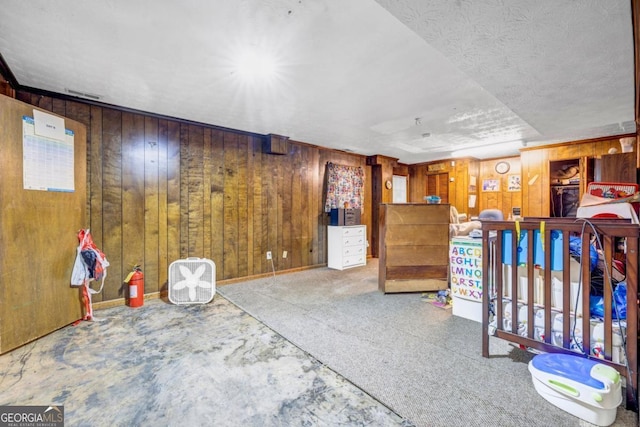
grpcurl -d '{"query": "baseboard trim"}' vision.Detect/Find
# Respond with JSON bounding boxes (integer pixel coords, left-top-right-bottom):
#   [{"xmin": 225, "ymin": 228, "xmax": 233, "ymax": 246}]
[{"xmin": 92, "ymin": 263, "xmax": 328, "ymax": 311}]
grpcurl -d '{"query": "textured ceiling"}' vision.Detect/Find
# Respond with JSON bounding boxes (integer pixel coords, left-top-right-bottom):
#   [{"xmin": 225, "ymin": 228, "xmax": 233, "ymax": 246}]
[{"xmin": 0, "ymin": 0, "xmax": 635, "ymax": 164}]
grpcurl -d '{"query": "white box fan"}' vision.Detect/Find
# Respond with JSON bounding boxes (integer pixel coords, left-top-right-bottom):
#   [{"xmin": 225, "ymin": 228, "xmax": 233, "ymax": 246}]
[{"xmin": 168, "ymin": 258, "xmax": 216, "ymax": 304}]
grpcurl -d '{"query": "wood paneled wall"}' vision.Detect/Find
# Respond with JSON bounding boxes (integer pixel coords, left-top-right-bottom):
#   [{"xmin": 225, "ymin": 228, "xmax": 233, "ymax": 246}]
[
  {"xmin": 522, "ymin": 136, "xmax": 636, "ymax": 217},
  {"xmin": 16, "ymin": 91, "xmax": 371, "ymax": 304},
  {"xmin": 0, "ymin": 95, "xmax": 86, "ymax": 353},
  {"xmin": 367, "ymin": 154, "xmax": 398, "ymax": 257},
  {"xmin": 407, "ymin": 158, "xmax": 480, "ymax": 217},
  {"xmin": 408, "ymin": 135, "xmax": 637, "ymax": 219},
  {"xmin": 477, "ymin": 157, "xmax": 522, "ymax": 216}
]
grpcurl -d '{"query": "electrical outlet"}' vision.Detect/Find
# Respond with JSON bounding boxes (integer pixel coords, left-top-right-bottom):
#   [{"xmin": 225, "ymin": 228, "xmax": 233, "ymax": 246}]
[
  {"xmin": 282, "ymin": 250, "xmax": 288, "ymax": 259},
  {"xmin": 266, "ymin": 251, "xmax": 272, "ymax": 260}
]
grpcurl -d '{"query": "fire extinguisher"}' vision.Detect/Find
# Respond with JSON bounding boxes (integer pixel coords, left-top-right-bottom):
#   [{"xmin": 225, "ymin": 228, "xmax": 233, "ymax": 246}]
[{"xmin": 124, "ymin": 265, "xmax": 144, "ymax": 308}]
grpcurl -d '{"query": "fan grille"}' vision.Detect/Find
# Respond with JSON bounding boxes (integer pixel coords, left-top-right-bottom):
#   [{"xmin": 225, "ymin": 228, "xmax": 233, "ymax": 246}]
[{"xmin": 168, "ymin": 258, "xmax": 216, "ymax": 304}]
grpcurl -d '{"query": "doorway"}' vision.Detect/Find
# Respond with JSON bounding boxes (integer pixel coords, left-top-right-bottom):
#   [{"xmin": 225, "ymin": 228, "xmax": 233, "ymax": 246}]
[{"xmin": 426, "ymin": 172, "xmax": 449, "ymax": 204}]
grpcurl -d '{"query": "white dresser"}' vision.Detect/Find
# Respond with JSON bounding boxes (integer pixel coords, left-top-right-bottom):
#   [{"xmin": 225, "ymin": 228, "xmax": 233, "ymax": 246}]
[{"xmin": 327, "ymin": 225, "xmax": 367, "ymax": 270}]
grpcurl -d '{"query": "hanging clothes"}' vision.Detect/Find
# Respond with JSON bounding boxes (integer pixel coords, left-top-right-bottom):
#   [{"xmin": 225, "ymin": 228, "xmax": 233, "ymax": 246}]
[{"xmin": 71, "ymin": 229, "xmax": 109, "ymax": 320}]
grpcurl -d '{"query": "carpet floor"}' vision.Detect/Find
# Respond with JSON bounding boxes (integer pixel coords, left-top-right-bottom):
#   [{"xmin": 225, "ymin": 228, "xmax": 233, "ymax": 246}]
[{"xmin": 219, "ymin": 259, "xmax": 638, "ymax": 427}]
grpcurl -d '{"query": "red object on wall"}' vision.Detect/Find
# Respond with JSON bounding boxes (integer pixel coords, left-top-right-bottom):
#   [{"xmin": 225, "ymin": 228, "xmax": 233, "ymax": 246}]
[{"xmin": 126, "ymin": 267, "xmax": 144, "ymax": 308}]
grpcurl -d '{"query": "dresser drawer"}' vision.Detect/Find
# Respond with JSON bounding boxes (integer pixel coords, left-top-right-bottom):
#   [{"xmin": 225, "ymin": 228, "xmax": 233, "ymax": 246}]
[
  {"xmin": 342, "ymin": 254, "xmax": 366, "ymax": 268},
  {"xmin": 342, "ymin": 235, "xmax": 365, "ymax": 247},
  {"xmin": 342, "ymin": 245, "xmax": 364, "ymax": 257},
  {"xmin": 341, "ymin": 226, "xmax": 365, "ymax": 237}
]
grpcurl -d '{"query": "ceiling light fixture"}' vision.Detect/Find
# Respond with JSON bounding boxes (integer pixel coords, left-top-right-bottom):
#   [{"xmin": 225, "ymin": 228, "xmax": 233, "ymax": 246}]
[{"xmin": 233, "ymin": 48, "xmax": 279, "ymax": 83}]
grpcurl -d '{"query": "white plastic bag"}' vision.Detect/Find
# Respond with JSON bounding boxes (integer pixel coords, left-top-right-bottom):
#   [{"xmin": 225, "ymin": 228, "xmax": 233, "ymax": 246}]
[{"xmin": 71, "ymin": 247, "xmax": 88, "ymax": 287}]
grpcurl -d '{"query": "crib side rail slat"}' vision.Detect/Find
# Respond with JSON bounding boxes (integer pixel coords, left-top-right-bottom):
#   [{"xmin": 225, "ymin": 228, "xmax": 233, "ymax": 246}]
[{"xmin": 623, "ymin": 236, "xmax": 638, "ymax": 412}]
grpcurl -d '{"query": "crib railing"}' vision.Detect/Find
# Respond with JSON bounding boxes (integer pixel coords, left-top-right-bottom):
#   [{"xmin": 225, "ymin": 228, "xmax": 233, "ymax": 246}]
[{"xmin": 481, "ymin": 217, "xmax": 639, "ymax": 412}]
